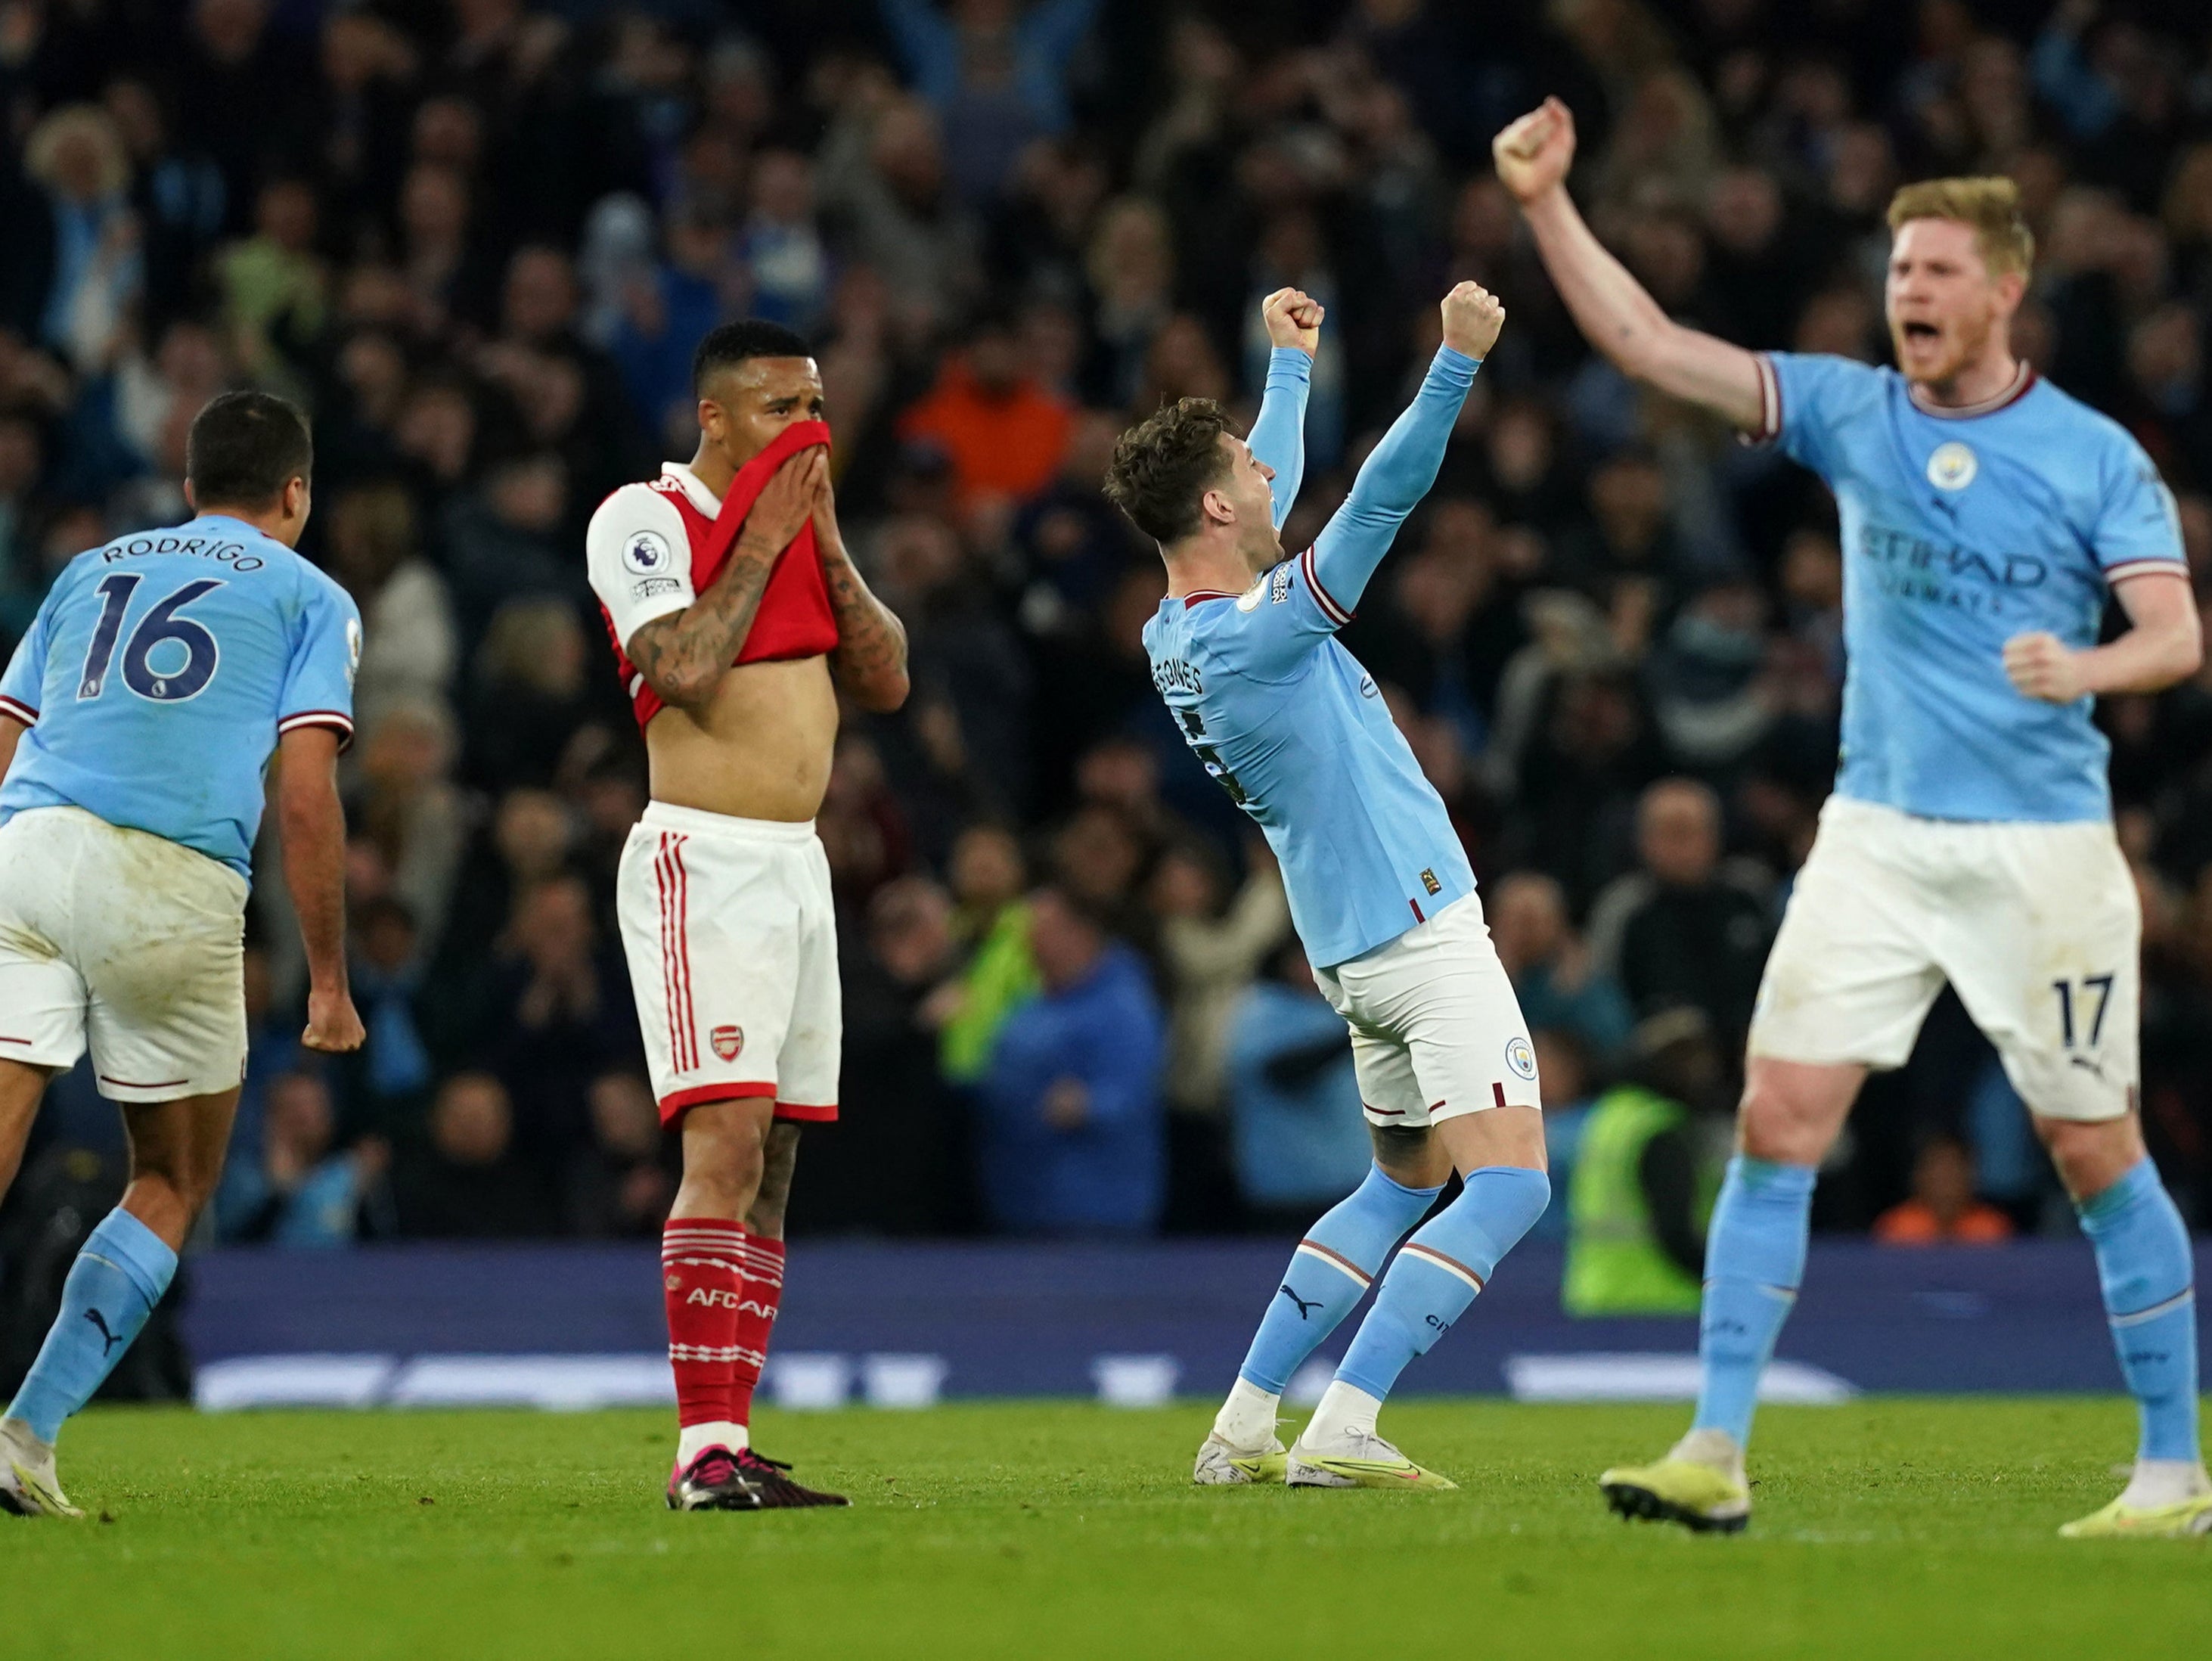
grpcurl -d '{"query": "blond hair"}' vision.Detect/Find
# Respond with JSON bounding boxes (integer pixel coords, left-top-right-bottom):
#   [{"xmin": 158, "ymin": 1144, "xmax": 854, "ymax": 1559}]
[{"xmin": 1886, "ymin": 176, "xmax": 2034, "ymax": 279}]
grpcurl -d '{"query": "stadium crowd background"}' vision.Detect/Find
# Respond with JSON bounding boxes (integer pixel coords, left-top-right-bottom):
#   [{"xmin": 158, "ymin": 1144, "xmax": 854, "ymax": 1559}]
[{"xmin": 4, "ymin": 0, "xmax": 2212, "ymax": 1257}]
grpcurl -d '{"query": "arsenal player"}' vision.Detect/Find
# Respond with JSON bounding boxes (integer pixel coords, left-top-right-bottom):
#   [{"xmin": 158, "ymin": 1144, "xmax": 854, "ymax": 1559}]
[{"xmin": 585, "ymin": 321, "xmax": 909, "ymax": 1510}]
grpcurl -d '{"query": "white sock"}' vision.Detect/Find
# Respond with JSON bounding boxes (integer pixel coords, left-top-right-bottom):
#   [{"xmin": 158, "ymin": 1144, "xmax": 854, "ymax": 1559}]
[
  {"xmin": 1302, "ymin": 1381, "xmax": 1382, "ymax": 1448},
  {"xmin": 1211, "ymin": 1377, "xmax": 1280, "ymax": 1448},
  {"xmin": 2117, "ymin": 1458, "xmax": 2211, "ymax": 1509},
  {"xmin": 677, "ymin": 1420, "xmax": 747, "ymax": 1465},
  {"xmin": 1671, "ymin": 1427, "xmax": 1746, "ymax": 1480}
]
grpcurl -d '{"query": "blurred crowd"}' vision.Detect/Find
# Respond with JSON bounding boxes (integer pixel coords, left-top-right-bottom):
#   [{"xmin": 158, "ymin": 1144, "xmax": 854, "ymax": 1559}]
[{"xmin": 5, "ymin": 0, "xmax": 2212, "ymax": 1250}]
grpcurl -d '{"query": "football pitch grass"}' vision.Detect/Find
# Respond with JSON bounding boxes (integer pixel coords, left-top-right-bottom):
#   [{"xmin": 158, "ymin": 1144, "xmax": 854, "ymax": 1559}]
[{"xmin": 13, "ymin": 1399, "xmax": 2210, "ymax": 1660}]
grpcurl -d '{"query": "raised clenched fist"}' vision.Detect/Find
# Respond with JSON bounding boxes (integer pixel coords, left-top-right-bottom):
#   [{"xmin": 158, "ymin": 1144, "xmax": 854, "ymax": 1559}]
[
  {"xmin": 1261, "ymin": 286, "xmax": 1326, "ymax": 357},
  {"xmin": 1441, "ymin": 281, "xmax": 1506, "ymax": 360},
  {"xmin": 1493, "ymin": 95, "xmax": 1578, "ymax": 205}
]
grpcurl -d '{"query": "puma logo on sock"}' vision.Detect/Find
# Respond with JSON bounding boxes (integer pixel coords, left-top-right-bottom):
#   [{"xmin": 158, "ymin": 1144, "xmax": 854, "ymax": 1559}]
[
  {"xmin": 1278, "ymin": 1284, "xmax": 1323, "ymax": 1320},
  {"xmin": 84, "ymin": 1309, "xmax": 121, "ymax": 1355}
]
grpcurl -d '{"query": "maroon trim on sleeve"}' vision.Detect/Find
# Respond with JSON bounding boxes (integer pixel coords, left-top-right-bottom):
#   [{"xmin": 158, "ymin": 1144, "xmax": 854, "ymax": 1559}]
[
  {"xmin": 277, "ymin": 709, "xmax": 355, "ymax": 753},
  {"xmin": 1301, "ymin": 546, "xmax": 1353, "ymax": 626}
]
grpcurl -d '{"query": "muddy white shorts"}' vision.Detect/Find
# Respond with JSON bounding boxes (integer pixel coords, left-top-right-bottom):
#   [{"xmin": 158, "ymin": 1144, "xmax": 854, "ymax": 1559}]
[
  {"xmin": 1312, "ymin": 892, "xmax": 1540, "ymax": 1130},
  {"xmin": 0, "ymin": 806, "xmax": 249, "ymax": 1101},
  {"xmin": 616, "ymin": 801, "xmax": 840, "ymax": 1125},
  {"xmin": 1749, "ymin": 795, "xmax": 2139, "ymax": 1122}
]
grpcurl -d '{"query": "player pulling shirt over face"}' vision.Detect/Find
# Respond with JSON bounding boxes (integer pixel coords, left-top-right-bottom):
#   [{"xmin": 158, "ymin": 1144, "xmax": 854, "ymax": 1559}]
[{"xmin": 1111, "ymin": 284, "xmax": 1550, "ymax": 1495}]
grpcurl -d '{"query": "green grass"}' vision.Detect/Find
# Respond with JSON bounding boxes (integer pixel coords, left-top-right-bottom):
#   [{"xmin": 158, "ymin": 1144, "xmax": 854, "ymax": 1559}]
[{"xmin": 11, "ymin": 1399, "xmax": 2210, "ymax": 1660}]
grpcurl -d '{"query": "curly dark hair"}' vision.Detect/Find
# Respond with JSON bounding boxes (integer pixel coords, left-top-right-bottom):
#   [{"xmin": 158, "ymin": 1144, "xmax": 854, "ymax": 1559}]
[{"xmin": 1102, "ymin": 397, "xmax": 1233, "ymax": 545}]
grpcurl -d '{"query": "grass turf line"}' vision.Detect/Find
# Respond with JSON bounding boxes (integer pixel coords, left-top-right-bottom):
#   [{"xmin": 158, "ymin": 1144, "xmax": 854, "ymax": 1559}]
[{"xmin": 9, "ymin": 1398, "xmax": 2210, "ymax": 1661}]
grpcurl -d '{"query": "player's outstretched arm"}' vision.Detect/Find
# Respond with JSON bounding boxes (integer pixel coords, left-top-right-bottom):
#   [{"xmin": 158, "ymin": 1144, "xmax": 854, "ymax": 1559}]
[
  {"xmin": 1247, "ymin": 287, "xmax": 1323, "ymax": 529},
  {"xmin": 1494, "ymin": 98, "xmax": 1764, "ymax": 432},
  {"xmin": 2004, "ymin": 572, "xmax": 2203, "ymax": 703},
  {"xmin": 273, "ymin": 725, "xmax": 365, "ymax": 1054},
  {"xmin": 1308, "ymin": 283, "xmax": 1501, "ymax": 611},
  {"xmin": 811, "ymin": 477, "xmax": 911, "ymax": 713},
  {"xmin": 628, "ymin": 447, "xmax": 827, "ymax": 710}
]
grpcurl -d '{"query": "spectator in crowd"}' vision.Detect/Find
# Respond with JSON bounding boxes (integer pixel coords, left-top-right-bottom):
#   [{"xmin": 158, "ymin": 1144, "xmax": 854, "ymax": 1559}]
[
  {"xmin": 936, "ymin": 822, "xmax": 1040, "ymax": 1083},
  {"xmin": 1586, "ymin": 778, "xmax": 1772, "ymax": 1050},
  {"xmin": 333, "ymin": 896, "xmax": 437, "ymax": 1144},
  {"xmin": 979, "ymin": 886, "xmax": 1165, "ymax": 1234},
  {"xmin": 1151, "ymin": 837, "xmax": 1291, "ymax": 1121},
  {"xmin": 811, "ymin": 876, "xmax": 972, "ymax": 1234},
  {"xmin": 323, "ymin": 481, "xmax": 456, "ymax": 736},
  {"xmin": 390, "ymin": 1072, "xmax": 557, "ymax": 1239},
  {"xmin": 563, "ymin": 1072, "xmax": 674, "ymax": 1239},
  {"xmin": 1488, "ymin": 869, "xmax": 1635, "ymax": 1065},
  {"xmin": 218, "ymin": 1072, "xmax": 387, "ymax": 1248},
  {"xmin": 347, "ymin": 698, "xmax": 468, "ymax": 961},
  {"xmin": 470, "ymin": 873, "xmax": 643, "ymax": 1171},
  {"xmin": 1874, "ymin": 1135, "xmax": 2018, "ymax": 1247},
  {"xmin": 897, "ymin": 305, "xmax": 1075, "ymax": 510},
  {"xmin": 1563, "ymin": 1008, "xmax": 1729, "ymax": 1317},
  {"xmin": 11, "ymin": 104, "xmax": 141, "ymax": 372},
  {"xmin": 1222, "ymin": 940, "xmax": 1373, "ymax": 1230}
]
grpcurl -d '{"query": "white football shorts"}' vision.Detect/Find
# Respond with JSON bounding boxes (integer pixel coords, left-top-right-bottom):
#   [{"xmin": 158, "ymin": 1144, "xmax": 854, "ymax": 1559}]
[
  {"xmin": 1749, "ymin": 795, "xmax": 2139, "ymax": 1122},
  {"xmin": 616, "ymin": 801, "xmax": 840, "ymax": 1126},
  {"xmin": 0, "ymin": 806, "xmax": 249, "ymax": 1101},
  {"xmin": 1312, "ymin": 891, "xmax": 1540, "ymax": 1130}
]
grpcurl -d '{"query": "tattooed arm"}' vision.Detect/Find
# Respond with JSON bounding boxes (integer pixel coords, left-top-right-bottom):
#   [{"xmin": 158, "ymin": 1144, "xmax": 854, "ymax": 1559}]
[
  {"xmin": 811, "ymin": 479, "xmax": 911, "ymax": 713},
  {"xmin": 625, "ymin": 449, "xmax": 827, "ymax": 711}
]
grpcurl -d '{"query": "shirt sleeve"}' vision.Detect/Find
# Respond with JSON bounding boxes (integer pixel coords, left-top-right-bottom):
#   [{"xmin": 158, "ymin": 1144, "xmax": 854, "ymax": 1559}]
[
  {"xmin": 1245, "ymin": 347, "xmax": 1311, "ymax": 531},
  {"xmin": 1749, "ymin": 351, "xmax": 1884, "ymax": 480},
  {"xmin": 586, "ymin": 484, "xmax": 696, "ymax": 653},
  {"xmin": 0, "ymin": 598, "xmax": 51, "ymax": 725},
  {"xmin": 278, "ymin": 577, "xmax": 362, "ymax": 749},
  {"xmin": 2090, "ymin": 434, "xmax": 2188, "ymax": 585},
  {"xmin": 1307, "ymin": 344, "xmax": 1481, "ymax": 609}
]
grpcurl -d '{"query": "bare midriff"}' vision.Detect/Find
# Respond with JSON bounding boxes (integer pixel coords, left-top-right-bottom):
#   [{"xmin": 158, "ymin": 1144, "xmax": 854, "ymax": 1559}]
[{"xmin": 643, "ymin": 654, "xmax": 839, "ymax": 822}]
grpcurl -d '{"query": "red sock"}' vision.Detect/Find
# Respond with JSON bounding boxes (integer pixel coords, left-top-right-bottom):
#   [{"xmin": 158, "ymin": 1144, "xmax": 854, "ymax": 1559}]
[
  {"xmin": 730, "ymin": 1234, "xmax": 786, "ymax": 1427},
  {"xmin": 662, "ymin": 1220, "xmax": 747, "ymax": 1431}
]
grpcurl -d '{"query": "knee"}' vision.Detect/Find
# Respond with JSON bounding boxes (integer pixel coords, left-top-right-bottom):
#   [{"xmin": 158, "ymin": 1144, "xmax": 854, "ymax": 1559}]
[
  {"xmin": 680, "ymin": 1125, "xmax": 768, "ymax": 1216},
  {"xmin": 2034, "ymin": 1116, "xmax": 2144, "ymax": 1202},
  {"xmin": 1736, "ymin": 1078, "xmax": 1834, "ymax": 1167}
]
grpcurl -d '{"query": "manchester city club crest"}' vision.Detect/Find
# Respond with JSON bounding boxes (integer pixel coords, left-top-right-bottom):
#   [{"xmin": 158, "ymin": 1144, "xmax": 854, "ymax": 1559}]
[
  {"xmin": 1506, "ymin": 1035, "xmax": 1537, "ymax": 1080},
  {"xmin": 1926, "ymin": 441, "xmax": 1977, "ymax": 491}
]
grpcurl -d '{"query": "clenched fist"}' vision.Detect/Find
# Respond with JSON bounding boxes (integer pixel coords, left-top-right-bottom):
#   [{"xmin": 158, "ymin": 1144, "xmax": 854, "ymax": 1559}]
[
  {"xmin": 2003, "ymin": 631, "xmax": 2086, "ymax": 703},
  {"xmin": 1261, "ymin": 286, "xmax": 1326, "ymax": 357},
  {"xmin": 1493, "ymin": 96, "xmax": 1578, "ymax": 205},
  {"xmin": 1441, "ymin": 281, "xmax": 1506, "ymax": 360}
]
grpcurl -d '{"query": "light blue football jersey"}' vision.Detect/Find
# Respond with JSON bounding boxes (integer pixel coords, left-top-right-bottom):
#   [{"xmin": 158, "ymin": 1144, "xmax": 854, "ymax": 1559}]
[
  {"xmin": 1143, "ymin": 346, "xmax": 1481, "ymax": 969},
  {"xmin": 1759, "ymin": 352, "xmax": 2185, "ymax": 822},
  {"xmin": 0, "ymin": 514, "xmax": 361, "ymax": 874}
]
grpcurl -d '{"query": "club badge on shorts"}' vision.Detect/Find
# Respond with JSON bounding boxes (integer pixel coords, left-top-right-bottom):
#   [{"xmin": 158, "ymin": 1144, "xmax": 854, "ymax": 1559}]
[
  {"xmin": 1505, "ymin": 1035, "xmax": 1537, "ymax": 1081},
  {"xmin": 1926, "ymin": 441, "xmax": 1977, "ymax": 491},
  {"xmin": 711, "ymin": 1025, "xmax": 744, "ymax": 1062}
]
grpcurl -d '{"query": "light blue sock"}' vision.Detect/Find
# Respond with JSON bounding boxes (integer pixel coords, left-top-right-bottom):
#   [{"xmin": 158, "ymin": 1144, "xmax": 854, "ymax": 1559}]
[
  {"xmin": 6, "ymin": 1209, "xmax": 177, "ymax": 1445},
  {"xmin": 1238, "ymin": 1164, "xmax": 1443, "ymax": 1393},
  {"xmin": 1336, "ymin": 1166, "xmax": 1550, "ymax": 1400},
  {"xmin": 1690, "ymin": 1157, "xmax": 1815, "ymax": 1449},
  {"xmin": 2077, "ymin": 1158, "xmax": 2200, "ymax": 1465}
]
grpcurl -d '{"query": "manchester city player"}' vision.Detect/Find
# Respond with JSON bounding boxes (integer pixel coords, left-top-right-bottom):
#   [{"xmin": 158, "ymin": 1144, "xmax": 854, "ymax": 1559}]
[
  {"xmin": 1109, "ymin": 282, "xmax": 1550, "ymax": 1490},
  {"xmin": 1496, "ymin": 98, "xmax": 2205, "ymax": 1537},
  {"xmin": 0, "ymin": 391, "xmax": 365, "ymax": 1517}
]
